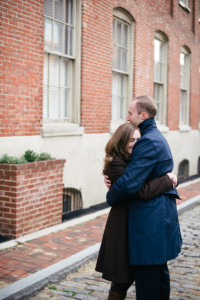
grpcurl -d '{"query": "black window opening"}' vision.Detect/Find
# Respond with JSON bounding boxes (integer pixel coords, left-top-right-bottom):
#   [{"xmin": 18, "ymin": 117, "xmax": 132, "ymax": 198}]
[
  {"xmin": 198, "ymin": 156, "xmax": 200, "ymax": 174},
  {"xmin": 178, "ymin": 159, "xmax": 189, "ymax": 180},
  {"xmin": 62, "ymin": 187, "xmax": 83, "ymax": 221}
]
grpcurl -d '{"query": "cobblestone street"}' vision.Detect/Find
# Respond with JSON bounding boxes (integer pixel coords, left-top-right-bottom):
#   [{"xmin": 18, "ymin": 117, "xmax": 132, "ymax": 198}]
[{"xmin": 30, "ymin": 204, "xmax": 200, "ymax": 300}]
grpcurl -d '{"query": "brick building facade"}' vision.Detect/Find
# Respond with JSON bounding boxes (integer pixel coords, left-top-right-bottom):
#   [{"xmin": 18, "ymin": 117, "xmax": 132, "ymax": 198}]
[{"xmin": 0, "ymin": 0, "xmax": 200, "ymax": 211}]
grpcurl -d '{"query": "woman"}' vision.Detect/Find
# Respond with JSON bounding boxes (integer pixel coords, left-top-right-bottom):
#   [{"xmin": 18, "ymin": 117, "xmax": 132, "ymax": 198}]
[{"xmin": 95, "ymin": 123, "xmax": 177, "ymax": 300}]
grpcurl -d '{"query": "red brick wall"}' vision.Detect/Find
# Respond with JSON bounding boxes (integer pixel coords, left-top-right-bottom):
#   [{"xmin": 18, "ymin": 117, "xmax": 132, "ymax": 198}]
[
  {"xmin": 81, "ymin": 0, "xmax": 200, "ymax": 132},
  {"xmin": 0, "ymin": 160, "xmax": 65, "ymax": 238},
  {"xmin": 0, "ymin": 0, "xmax": 199, "ymax": 135},
  {"xmin": 81, "ymin": 1, "xmax": 113, "ymax": 133},
  {"xmin": 0, "ymin": 0, "xmax": 44, "ymax": 136}
]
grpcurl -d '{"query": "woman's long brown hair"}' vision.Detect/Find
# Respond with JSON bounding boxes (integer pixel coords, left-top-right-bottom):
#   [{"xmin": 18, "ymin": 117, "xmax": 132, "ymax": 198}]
[{"xmin": 103, "ymin": 123, "xmax": 138, "ymax": 175}]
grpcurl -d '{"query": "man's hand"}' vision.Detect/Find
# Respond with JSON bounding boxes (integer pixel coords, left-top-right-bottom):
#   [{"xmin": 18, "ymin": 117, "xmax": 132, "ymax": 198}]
[
  {"xmin": 167, "ymin": 173, "xmax": 178, "ymax": 188},
  {"xmin": 104, "ymin": 175, "xmax": 111, "ymax": 189}
]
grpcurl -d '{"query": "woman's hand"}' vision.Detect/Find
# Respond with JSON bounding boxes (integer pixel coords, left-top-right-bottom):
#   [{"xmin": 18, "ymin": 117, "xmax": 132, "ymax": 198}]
[
  {"xmin": 167, "ymin": 173, "xmax": 178, "ymax": 188},
  {"xmin": 104, "ymin": 175, "xmax": 111, "ymax": 189}
]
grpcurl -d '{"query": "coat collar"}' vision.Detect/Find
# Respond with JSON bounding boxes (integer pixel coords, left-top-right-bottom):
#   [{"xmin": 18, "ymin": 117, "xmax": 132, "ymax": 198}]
[{"xmin": 138, "ymin": 118, "xmax": 157, "ymax": 135}]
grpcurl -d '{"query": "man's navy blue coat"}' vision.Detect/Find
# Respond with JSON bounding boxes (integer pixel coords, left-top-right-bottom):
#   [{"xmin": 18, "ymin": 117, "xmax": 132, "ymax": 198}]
[{"xmin": 107, "ymin": 118, "xmax": 182, "ymax": 265}]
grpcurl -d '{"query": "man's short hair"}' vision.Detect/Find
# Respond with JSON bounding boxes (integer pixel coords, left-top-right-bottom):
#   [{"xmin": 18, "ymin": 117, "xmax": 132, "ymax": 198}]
[{"xmin": 133, "ymin": 95, "xmax": 157, "ymax": 118}]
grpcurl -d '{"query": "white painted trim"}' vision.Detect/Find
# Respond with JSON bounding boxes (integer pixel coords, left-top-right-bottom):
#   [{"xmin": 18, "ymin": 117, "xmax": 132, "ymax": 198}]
[
  {"xmin": 179, "ymin": 124, "xmax": 191, "ymax": 132},
  {"xmin": 157, "ymin": 124, "xmax": 169, "ymax": 133},
  {"xmin": 179, "ymin": 0, "xmax": 191, "ymax": 12},
  {"xmin": 41, "ymin": 122, "xmax": 84, "ymax": 137}
]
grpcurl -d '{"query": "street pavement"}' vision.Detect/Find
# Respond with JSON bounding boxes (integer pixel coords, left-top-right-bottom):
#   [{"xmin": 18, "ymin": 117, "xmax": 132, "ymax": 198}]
[
  {"xmin": 29, "ymin": 203, "xmax": 200, "ymax": 300},
  {"xmin": 0, "ymin": 179, "xmax": 200, "ymax": 299}
]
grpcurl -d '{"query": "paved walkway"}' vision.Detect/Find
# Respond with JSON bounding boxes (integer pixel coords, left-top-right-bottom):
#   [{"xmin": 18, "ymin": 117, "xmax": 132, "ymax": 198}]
[
  {"xmin": 29, "ymin": 204, "xmax": 200, "ymax": 300},
  {"xmin": 0, "ymin": 179, "xmax": 200, "ymax": 298}
]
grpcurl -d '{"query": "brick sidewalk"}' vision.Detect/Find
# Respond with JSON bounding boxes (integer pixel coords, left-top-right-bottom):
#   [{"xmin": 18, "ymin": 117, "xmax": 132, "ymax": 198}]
[{"xmin": 0, "ymin": 179, "xmax": 200, "ymax": 289}]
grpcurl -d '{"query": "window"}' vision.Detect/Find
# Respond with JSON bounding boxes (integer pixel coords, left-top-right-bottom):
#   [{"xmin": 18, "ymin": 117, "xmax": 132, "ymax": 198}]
[
  {"xmin": 62, "ymin": 187, "xmax": 82, "ymax": 221},
  {"xmin": 153, "ymin": 32, "xmax": 168, "ymax": 126},
  {"xmin": 199, "ymin": 0, "xmax": 200, "ymax": 21},
  {"xmin": 43, "ymin": 0, "xmax": 81, "ymax": 128},
  {"xmin": 198, "ymin": 157, "xmax": 200, "ymax": 173},
  {"xmin": 112, "ymin": 9, "xmax": 134, "ymax": 126},
  {"xmin": 178, "ymin": 159, "xmax": 189, "ymax": 180},
  {"xmin": 179, "ymin": 0, "xmax": 190, "ymax": 11},
  {"xmin": 179, "ymin": 47, "xmax": 191, "ymax": 128}
]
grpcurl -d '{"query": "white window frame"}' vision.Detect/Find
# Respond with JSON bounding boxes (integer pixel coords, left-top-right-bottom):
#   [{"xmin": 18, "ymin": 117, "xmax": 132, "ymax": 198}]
[
  {"xmin": 42, "ymin": 0, "xmax": 83, "ymax": 137},
  {"xmin": 179, "ymin": 46, "xmax": 191, "ymax": 132},
  {"xmin": 199, "ymin": 0, "xmax": 200, "ymax": 22},
  {"xmin": 153, "ymin": 31, "xmax": 168, "ymax": 131},
  {"xmin": 111, "ymin": 8, "xmax": 134, "ymax": 133},
  {"xmin": 179, "ymin": 0, "xmax": 191, "ymax": 12}
]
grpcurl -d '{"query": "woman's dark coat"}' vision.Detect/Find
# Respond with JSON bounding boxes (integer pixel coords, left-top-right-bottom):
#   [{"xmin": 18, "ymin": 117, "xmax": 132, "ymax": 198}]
[{"xmin": 95, "ymin": 156, "xmax": 173, "ymax": 283}]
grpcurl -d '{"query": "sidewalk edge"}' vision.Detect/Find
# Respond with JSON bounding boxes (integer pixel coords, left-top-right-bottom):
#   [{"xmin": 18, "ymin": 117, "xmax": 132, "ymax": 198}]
[
  {"xmin": 0, "ymin": 243, "xmax": 101, "ymax": 300},
  {"xmin": 177, "ymin": 195, "xmax": 200, "ymax": 214}
]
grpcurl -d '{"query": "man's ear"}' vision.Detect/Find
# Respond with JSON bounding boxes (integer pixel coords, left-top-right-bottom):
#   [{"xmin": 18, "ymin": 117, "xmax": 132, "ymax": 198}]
[{"xmin": 141, "ymin": 111, "xmax": 149, "ymax": 120}]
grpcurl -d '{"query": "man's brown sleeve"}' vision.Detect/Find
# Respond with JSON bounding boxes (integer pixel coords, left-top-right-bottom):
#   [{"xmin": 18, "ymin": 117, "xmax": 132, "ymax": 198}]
[{"xmin": 135, "ymin": 175, "xmax": 173, "ymax": 201}]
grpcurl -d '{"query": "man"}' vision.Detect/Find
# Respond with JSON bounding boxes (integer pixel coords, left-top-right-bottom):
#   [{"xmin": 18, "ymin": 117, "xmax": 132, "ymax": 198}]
[{"xmin": 106, "ymin": 95, "xmax": 182, "ymax": 300}]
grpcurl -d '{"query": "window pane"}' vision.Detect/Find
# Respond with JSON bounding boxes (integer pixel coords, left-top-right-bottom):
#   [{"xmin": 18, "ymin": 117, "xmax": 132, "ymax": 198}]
[
  {"xmin": 180, "ymin": 52, "xmax": 187, "ymax": 89},
  {"xmin": 181, "ymin": 0, "xmax": 189, "ymax": 6},
  {"xmin": 60, "ymin": 58, "xmax": 71, "ymax": 87},
  {"xmin": 44, "ymin": 0, "xmax": 74, "ymax": 57},
  {"xmin": 179, "ymin": 47, "xmax": 190, "ymax": 125},
  {"xmin": 60, "ymin": 88, "xmax": 70, "ymax": 119},
  {"xmin": 124, "ymin": 24, "xmax": 128, "ymax": 48},
  {"xmin": 112, "ymin": 74, "xmax": 119, "ymax": 120},
  {"xmin": 180, "ymin": 90, "xmax": 186, "ymax": 123},
  {"xmin": 112, "ymin": 45, "xmax": 117, "ymax": 69},
  {"xmin": 43, "ymin": 86, "xmax": 48, "ymax": 118},
  {"xmin": 53, "ymin": 21, "xmax": 63, "ymax": 52},
  {"xmin": 49, "ymin": 55, "xmax": 59, "ymax": 86},
  {"xmin": 113, "ymin": 19, "xmax": 116, "ymax": 43},
  {"xmin": 122, "ymin": 48, "xmax": 127, "ymax": 72},
  {"xmin": 117, "ymin": 22, "xmax": 122, "ymax": 45},
  {"xmin": 55, "ymin": 0, "xmax": 64, "ymax": 21},
  {"xmin": 113, "ymin": 18, "xmax": 128, "ymax": 72},
  {"xmin": 44, "ymin": 0, "xmax": 53, "ymax": 17},
  {"xmin": 44, "ymin": 18, "xmax": 52, "ymax": 51},
  {"xmin": 112, "ymin": 73, "xmax": 127, "ymax": 120},
  {"xmin": 66, "ymin": 0, "xmax": 73, "ymax": 25},
  {"xmin": 154, "ymin": 61, "xmax": 162, "ymax": 82},
  {"xmin": 49, "ymin": 87, "xmax": 59, "ymax": 119},
  {"xmin": 43, "ymin": 54, "xmax": 49, "ymax": 118},
  {"xmin": 117, "ymin": 47, "xmax": 121, "ymax": 70},
  {"xmin": 154, "ymin": 39, "xmax": 163, "ymax": 82},
  {"xmin": 199, "ymin": 0, "xmax": 200, "ymax": 18},
  {"xmin": 154, "ymin": 83, "xmax": 162, "ymax": 122},
  {"xmin": 43, "ymin": 53, "xmax": 48, "ymax": 85},
  {"xmin": 180, "ymin": 52, "xmax": 185, "ymax": 65},
  {"xmin": 65, "ymin": 25, "xmax": 73, "ymax": 55}
]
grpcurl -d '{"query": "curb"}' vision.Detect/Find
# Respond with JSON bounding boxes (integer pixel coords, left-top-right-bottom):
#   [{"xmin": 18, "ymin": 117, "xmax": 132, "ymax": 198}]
[
  {"xmin": 177, "ymin": 194, "xmax": 200, "ymax": 214},
  {"xmin": 0, "ymin": 194, "xmax": 199, "ymax": 299},
  {"xmin": 0, "ymin": 243, "xmax": 101, "ymax": 300}
]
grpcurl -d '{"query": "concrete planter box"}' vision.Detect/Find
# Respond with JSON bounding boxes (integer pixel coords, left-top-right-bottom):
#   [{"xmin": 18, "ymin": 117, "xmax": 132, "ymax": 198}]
[{"xmin": 0, "ymin": 159, "xmax": 66, "ymax": 239}]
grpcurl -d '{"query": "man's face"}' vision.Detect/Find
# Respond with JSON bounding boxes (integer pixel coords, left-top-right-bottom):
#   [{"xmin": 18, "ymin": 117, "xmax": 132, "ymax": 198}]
[{"xmin": 127, "ymin": 101, "xmax": 143, "ymax": 126}]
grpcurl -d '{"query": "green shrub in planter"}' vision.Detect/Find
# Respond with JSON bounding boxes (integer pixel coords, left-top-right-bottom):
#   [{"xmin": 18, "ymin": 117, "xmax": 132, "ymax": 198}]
[
  {"xmin": 0, "ymin": 150, "xmax": 55, "ymax": 164},
  {"xmin": 0, "ymin": 154, "xmax": 26, "ymax": 164},
  {"xmin": 23, "ymin": 150, "xmax": 39, "ymax": 162}
]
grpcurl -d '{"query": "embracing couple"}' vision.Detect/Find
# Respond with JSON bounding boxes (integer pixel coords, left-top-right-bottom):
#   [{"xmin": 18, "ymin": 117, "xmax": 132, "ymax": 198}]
[{"xmin": 96, "ymin": 95, "xmax": 182, "ymax": 300}]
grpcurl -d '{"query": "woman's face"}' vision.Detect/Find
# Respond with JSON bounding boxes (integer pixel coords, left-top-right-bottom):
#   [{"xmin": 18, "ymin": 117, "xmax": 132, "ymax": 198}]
[{"xmin": 126, "ymin": 129, "xmax": 141, "ymax": 154}]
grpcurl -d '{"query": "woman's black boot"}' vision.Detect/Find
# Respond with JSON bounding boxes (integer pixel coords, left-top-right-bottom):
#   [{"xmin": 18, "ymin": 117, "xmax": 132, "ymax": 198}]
[{"xmin": 107, "ymin": 290, "xmax": 126, "ymax": 300}]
